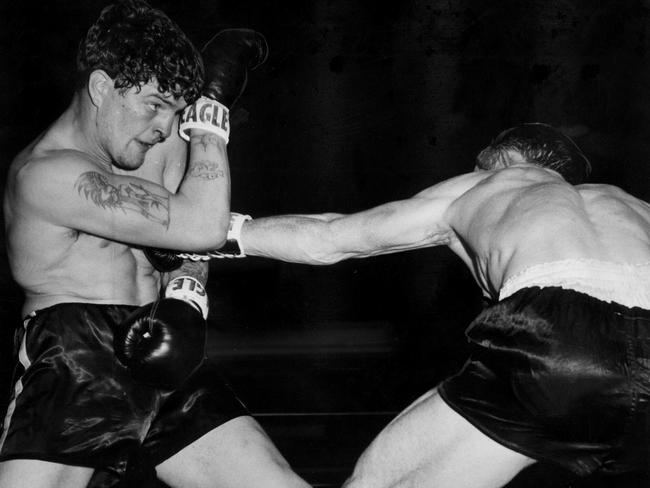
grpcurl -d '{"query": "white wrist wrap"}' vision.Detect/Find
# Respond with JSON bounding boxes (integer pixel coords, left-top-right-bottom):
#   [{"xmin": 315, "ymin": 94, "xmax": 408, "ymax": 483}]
[
  {"xmin": 165, "ymin": 276, "xmax": 209, "ymax": 320},
  {"xmin": 178, "ymin": 213, "xmax": 252, "ymax": 261},
  {"xmin": 227, "ymin": 212, "xmax": 250, "ymax": 252},
  {"xmin": 179, "ymin": 96, "xmax": 230, "ymax": 143}
]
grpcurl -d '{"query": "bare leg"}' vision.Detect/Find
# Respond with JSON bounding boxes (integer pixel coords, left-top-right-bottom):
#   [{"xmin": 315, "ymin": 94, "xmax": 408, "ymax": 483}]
[
  {"xmin": 0, "ymin": 459, "xmax": 93, "ymax": 488},
  {"xmin": 156, "ymin": 415, "xmax": 311, "ymax": 488},
  {"xmin": 343, "ymin": 388, "xmax": 535, "ymax": 488}
]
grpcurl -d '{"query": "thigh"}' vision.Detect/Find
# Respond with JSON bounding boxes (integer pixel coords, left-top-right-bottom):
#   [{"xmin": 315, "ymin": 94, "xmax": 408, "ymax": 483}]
[
  {"xmin": 0, "ymin": 459, "xmax": 93, "ymax": 488},
  {"xmin": 141, "ymin": 364, "xmax": 249, "ymax": 467},
  {"xmin": 156, "ymin": 416, "xmax": 310, "ymax": 488},
  {"xmin": 343, "ymin": 388, "xmax": 535, "ymax": 488}
]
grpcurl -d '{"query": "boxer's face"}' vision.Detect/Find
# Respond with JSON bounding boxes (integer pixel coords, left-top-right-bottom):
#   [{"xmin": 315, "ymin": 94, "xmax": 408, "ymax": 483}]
[{"xmin": 100, "ymin": 79, "xmax": 186, "ymax": 171}]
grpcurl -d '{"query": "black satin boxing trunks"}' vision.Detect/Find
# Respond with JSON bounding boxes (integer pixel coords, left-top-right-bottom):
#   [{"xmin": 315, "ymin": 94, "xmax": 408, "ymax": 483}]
[
  {"xmin": 439, "ymin": 286, "xmax": 650, "ymax": 476},
  {"xmin": 0, "ymin": 303, "xmax": 248, "ymax": 487}
]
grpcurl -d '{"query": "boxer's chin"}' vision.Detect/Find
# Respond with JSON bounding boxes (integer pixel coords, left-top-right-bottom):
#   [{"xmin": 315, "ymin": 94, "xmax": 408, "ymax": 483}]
[{"xmin": 113, "ymin": 151, "xmax": 146, "ymax": 171}]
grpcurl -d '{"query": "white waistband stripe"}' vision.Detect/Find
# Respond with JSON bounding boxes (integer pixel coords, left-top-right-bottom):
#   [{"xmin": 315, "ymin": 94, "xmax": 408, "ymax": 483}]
[{"xmin": 500, "ymin": 259, "xmax": 650, "ymax": 309}]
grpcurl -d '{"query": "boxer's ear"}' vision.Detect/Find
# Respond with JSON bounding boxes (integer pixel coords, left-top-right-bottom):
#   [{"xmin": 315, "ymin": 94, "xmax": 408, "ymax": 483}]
[{"xmin": 88, "ymin": 69, "xmax": 112, "ymax": 107}]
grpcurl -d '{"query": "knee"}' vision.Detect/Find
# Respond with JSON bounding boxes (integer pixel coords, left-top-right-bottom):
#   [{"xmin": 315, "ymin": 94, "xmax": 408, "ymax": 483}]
[
  {"xmin": 341, "ymin": 448, "xmax": 398, "ymax": 488},
  {"xmin": 342, "ymin": 472, "xmax": 382, "ymax": 488},
  {"xmin": 248, "ymin": 450, "xmax": 309, "ymax": 488},
  {"xmin": 263, "ymin": 463, "xmax": 311, "ymax": 488},
  {"xmin": 341, "ymin": 474, "xmax": 359, "ymax": 488},
  {"xmin": 341, "ymin": 458, "xmax": 387, "ymax": 488}
]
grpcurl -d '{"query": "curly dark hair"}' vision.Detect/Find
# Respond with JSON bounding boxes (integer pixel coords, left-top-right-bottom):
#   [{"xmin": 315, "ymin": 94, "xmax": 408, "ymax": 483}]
[
  {"xmin": 77, "ymin": 0, "xmax": 204, "ymax": 103},
  {"xmin": 476, "ymin": 123, "xmax": 591, "ymax": 185}
]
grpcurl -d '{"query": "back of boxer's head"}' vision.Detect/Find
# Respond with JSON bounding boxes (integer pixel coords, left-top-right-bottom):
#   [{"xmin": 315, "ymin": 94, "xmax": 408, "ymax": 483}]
[
  {"xmin": 476, "ymin": 123, "xmax": 591, "ymax": 185},
  {"xmin": 76, "ymin": 0, "xmax": 204, "ymax": 104}
]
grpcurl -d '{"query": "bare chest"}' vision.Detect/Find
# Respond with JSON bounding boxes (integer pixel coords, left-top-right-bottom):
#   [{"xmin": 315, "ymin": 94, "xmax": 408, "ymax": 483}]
[{"xmin": 11, "ymin": 221, "xmax": 160, "ymax": 308}]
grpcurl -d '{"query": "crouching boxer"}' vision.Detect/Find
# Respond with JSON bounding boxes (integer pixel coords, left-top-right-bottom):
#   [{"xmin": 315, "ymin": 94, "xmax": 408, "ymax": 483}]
[
  {"xmin": 171, "ymin": 123, "xmax": 650, "ymax": 487},
  {"xmin": 0, "ymin": 1, "xmax": 309, "ymax": 487}
]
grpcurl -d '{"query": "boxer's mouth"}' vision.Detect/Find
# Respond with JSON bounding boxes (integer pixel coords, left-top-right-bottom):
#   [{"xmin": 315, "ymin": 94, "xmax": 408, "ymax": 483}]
[{"xmin": 137, "ymin": 140, "xmax": 159, "ymax": 150}]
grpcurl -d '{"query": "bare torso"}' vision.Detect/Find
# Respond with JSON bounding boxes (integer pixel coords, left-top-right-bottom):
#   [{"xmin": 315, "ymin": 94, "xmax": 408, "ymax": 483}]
[
  {"xmin": 3, "ymin": 120, "xmax": 185, "ymax": 316},
  {"xmin": 444, "ymin": 166, "xmax": 650, "ymax": 299}
]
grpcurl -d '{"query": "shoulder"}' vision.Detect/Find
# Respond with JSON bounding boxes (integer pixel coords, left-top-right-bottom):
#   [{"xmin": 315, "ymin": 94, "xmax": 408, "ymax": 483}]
[
  {"xmin": 443, "ymin": 166, "xmax": 568, "ymax": 197},
  {"xmin": 577, "ymin": 183, "xmax": 649, "ymax": 207},
  {"xmin": 438, "ymin": 167, "xmax": 567, "ymax": 221},
  {"xmin": 576, "ymin": 182, "xmax": 630, "ymax": 195},
  {"xmin": 413, "ymin": 171, "xmax": 494, "ymax": 200},
  {"xmin": 11, "ymin": 149, "xmax": 106, "ymax": 204},
  {"xmin": 17, "ymin": 148, "xmax": 100, "ymax": 177}
]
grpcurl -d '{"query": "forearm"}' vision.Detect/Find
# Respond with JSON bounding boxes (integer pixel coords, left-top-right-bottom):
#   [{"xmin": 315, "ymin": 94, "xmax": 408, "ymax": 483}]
[
  {"xmin": 164, "ymin": 259, "xmax": 210, "ymax": 288},
  {"xmin": 161, "ymin": 259, "xmax": 210, "ymax": 320},
  {"xmin": 173, "ymin": 130, "xmax": 231, "ymax": 248},
  {"xmin": 239, "ymin": 195, "xmax": 455, "ymax": 264},
  {"xmin": 241, "ymin": 213, "xmax": 347, "ymax": 264}
]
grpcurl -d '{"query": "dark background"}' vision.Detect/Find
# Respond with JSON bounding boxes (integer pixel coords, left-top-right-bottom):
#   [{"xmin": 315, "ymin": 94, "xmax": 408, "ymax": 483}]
[{"xmin": 1, "ymin": 0, "xmax": 650, "ymax": 486}]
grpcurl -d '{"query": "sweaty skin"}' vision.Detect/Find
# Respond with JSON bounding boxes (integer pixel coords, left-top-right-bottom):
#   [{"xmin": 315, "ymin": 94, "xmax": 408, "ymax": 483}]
[
  {"xmin": 236, "ymin": 162, "xmax": 650, "ymax": 488},
  {"xmin": 240, "ymin": 165, "xmax": 650, "ymax": 299},
  {"xmin": 4, "ymin": 114, "xmax": 194, "ymax": 315},
  {"xmin": 446, "ymin": 166, "xmax": 650, "ymax": 298}
]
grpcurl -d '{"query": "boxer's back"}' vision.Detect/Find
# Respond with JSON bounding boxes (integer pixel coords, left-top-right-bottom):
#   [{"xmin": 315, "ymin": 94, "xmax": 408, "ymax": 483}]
[{"xmin": 447, "ymin": 166, "xmax": 650, "ymax": 297}]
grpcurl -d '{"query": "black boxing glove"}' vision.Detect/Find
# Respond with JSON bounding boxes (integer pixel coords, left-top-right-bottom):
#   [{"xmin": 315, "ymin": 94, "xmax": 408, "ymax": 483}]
[
  {"xmin": 143, "ymin": 247, "xmax": 184, "ymax": 273},
  {"xmin": 114, "ymin": 276, "xmax": 209, "ymax": 390},
  {"xmin": 179, "ymin": 29, "xmax": 268, "ymax": 143},
  {"xmin": 201, "ymin": 28, "xmax": 268, "ymax": 107}
]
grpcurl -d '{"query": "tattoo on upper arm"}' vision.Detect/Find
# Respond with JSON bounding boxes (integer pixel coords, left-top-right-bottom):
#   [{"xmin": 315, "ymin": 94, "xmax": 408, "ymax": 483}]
[
  {"xmin": 187, "ymin": 160, "xmax": 225, "ymax": 180},
  {"xmin": 75, "ymin": 172, "xmax": 170, "ymax": 227}
]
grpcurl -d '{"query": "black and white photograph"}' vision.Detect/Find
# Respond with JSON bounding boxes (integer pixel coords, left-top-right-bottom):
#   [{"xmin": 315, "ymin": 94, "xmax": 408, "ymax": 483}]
[{"xmin": 0, "ymin": 0, "xmax": 649, "ymax": 487}]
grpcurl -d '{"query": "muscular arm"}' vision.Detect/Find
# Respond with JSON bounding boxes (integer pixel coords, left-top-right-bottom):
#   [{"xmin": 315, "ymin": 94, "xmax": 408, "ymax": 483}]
[
  {"xmin": 240, "ymin": 172, "xmax": 485, "ymax": 264},
  {"xmin": 16, "ymin": 129, "xmax": 230, "ymax": 252},
  {"xmin": 143, "ymin": 128, "xmax": 211, "ymax": 290}
]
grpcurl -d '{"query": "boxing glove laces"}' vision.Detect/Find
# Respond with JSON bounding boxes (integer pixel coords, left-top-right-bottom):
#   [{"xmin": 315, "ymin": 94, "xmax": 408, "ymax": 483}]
[{"xmin": 114, "ymin": 276, "xmax": 208, "ymax": 390}]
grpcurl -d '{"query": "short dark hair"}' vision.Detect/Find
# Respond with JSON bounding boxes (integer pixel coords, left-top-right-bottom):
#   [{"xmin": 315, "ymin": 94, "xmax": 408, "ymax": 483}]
[
  {"xmin": 477, "ymin": 123, "xmax": 591, "ymax": 185},
  {"xmin": 77, "ymin": 0, "xmax": 204, "ymax": 103}
]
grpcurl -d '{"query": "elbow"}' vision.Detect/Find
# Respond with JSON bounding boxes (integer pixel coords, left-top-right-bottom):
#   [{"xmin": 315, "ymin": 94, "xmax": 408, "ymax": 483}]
[
  {"xmin": 205, "ymin": 215, "xmax": 231, "ymax": 250},
  {"xmin": 299, "ymin": 237, "xmax": 346, "ymax": 265},
  {"xmin": 296, "ymin": 222, "xmax": 353, "ymax": 265},
  {"xmin": 185, "ymin": 214, "xmax": 230, "ymax": 251},
  {"xmin": 307, "ymin": 249, "xmax": 343, "ymax": 265},
  {"xmin": 313, "ymin": 255, "xmax": 344, "ymax": 266}
]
